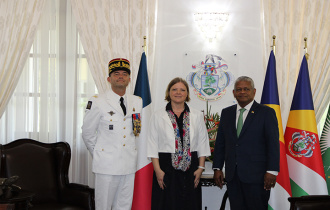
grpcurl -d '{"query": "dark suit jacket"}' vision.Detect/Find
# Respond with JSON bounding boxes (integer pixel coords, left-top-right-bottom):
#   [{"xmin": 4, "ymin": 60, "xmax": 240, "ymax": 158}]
[{"xmin": 213, "ymin": 101, "xmax": 280, "ymax": 184}]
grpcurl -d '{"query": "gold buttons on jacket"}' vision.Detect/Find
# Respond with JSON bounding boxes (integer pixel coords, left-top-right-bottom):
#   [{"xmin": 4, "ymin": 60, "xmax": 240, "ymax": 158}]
[
  {"xmin": 124, "ymin": 127, "xmax": 126, "ymax": 129},
  {"xmin": 110, "ymin": 119, "xmax": 112, "ymax": 121},
  {"xmin": 123, "ymin": 118, "xmax": 126, "ymax": 121},
  {"xmin": 123, "ymin": 144, "xmax": 126, "ymax": 146},
  {"xmin": 124, "ymin": 135, "xmax": 126, "ymax": 138},
  {"xmin": 102, "ymin": 149, "xmax": 104, "ymax": 151}
]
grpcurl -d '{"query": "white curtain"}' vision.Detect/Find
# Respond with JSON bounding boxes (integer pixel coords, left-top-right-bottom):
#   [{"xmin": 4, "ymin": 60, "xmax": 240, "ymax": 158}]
[
  {"xmin": 70, "ymin": 0, "xmax": 158, "ymax": 94},
  {"xmin": 261, "ymin": 0, "xmax": 330, "ymax": 127},
  {"xmin": 0, "ymin": 0, "xmax": 97, "ymax": 186},
  {"xmin": 0, "ymin": 0, "xmax": 158, "ymax": 188},
  {"xmin": 0, "ymin": 0, "xmax": 45, "ymax": 118}
]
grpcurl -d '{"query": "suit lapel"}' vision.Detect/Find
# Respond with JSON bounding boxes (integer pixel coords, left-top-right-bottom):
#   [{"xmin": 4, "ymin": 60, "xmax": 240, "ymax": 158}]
[
  {"xmin": 126, "ymin": 95, "xmax": 132, "ymax": 116},
  {"xmin": 228, "ymin": 105, "xmax": 238, "ymax": 140},
  {"xmin": 105, "ymin": 91, "xmax": 124, "ymax": 116},
  {"xmin": 126, "ymin": 95, "xmax": 139, "ymax": 116},
  {"xmin": 161, "ymin": 110, "xmax": 173, "ymax": 127}
]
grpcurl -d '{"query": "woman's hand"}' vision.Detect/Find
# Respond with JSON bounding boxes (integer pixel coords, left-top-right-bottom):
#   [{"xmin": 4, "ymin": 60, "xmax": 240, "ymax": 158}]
[
  {"xmin": 155, "ymin": 169, "xmax": 166, "ymax": 190},
  {"xmin": 151, "ymin": 158, "xmax": 166, "ymax": 190},
  {"xmin": 193, "ymin": 168, "xmax": 204, "ymax": 188}
]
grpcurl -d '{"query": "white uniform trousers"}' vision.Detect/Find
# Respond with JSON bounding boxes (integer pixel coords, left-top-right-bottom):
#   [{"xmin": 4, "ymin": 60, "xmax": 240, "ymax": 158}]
[{"xmin": 95, "ymin": 173, "xmax": 135, "ymax": 210}]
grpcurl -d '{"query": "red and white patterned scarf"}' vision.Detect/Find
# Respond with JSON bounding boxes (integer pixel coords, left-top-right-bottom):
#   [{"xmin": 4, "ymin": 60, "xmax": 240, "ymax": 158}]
[{"xmin": 166, "ymin": 110, "xmax": 191, "ymax": 171}]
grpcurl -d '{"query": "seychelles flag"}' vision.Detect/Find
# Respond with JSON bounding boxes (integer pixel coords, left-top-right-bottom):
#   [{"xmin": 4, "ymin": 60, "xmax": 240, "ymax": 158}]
[
  {"xmin": 132, "ymin": 52, "xmax": 154, "ymax": 210},
  {"xmin": 261, "ymin": 50, "xmax": 292, "ymax": 210},
  {"xmin": 284, "ymin": 55, "xmax": 328, "ymax": 197}
]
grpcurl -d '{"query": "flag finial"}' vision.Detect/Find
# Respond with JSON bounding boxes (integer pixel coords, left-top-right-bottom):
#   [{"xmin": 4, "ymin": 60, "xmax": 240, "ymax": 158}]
[
  {"xmin": 304, "ymin": 37, "xmax": 309, "ymax": 60},
  {"xmin": 272, "ymin": 35, "xmax": 276, "ymax": 55},
  {"xmin": 143, "ymin": 36, "xmax": 147, "ymax": 54}
]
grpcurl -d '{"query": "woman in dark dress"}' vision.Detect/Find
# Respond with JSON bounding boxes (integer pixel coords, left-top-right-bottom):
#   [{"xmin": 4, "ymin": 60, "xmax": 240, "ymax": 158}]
[{"xmin": 147, "ymin": 77, "xmax": 211, "ymax": 210}]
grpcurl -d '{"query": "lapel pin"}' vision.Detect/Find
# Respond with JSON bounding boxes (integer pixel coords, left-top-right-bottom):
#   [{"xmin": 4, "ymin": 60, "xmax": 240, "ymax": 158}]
[
  {"xmin": 251, "ymin": 111, "xmax": 254, "ymax": 113},
  {"xmin": 108, "ymin": 111, "xmax": 115, "ymax": 116}
]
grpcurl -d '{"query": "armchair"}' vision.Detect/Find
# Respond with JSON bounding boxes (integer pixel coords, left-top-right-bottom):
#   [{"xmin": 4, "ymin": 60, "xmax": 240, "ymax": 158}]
[
  {"xmin": 288, "ymin": 195, "xmax": 330, "ymax": 210},
  {"xmin": 0, "ymin": 139, "xmax": 95, "ymax": 210}
]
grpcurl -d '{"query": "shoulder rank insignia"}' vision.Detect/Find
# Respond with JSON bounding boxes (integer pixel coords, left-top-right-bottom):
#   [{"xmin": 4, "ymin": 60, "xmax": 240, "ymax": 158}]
[
  {"xmin": 86, "ymin": 101, "xmax": 92, "ymax": 110},
  {"xmin": 132, "ymin": 113, "xmax": 141, "ymax": 136}
]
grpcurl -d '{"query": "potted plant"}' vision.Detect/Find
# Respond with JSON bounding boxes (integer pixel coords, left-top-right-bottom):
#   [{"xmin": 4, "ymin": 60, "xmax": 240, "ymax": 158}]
[{"xmin": 203, "ymin": 101, "xmax": 220, "ymax": 163}]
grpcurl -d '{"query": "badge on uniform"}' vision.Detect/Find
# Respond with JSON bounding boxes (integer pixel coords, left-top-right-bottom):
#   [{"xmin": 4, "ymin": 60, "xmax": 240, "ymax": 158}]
[
  {"xmin": 86, "ymin": 101, "xmax": 92, "ymax": 110},
  {"xmin": 132, "ymin": 113, "xmax": 141, "ymax": 136},
  {"xmin": 109, "ymin": 125, "xmax": 113, "ymax": 130}
]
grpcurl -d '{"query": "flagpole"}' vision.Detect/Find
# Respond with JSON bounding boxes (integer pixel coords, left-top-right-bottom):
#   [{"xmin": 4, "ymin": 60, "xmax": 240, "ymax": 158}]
[
  {"xmin": 132, "ymin": 40, "xmax": 153, "ymax": 210},
  {"xmin": 304, "ymin": 37, "xmax": 309, "ymax": 60},
  {"xmin": 271, "ymin": 35, "xmax": 276, "ymax": 55},
  {"xmin": 262, "ymin": 41, "xmax": 293, "ymax": 209}
]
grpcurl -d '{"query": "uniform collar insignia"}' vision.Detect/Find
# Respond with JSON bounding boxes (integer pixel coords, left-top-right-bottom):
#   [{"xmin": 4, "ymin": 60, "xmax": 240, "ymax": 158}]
[{"xmin": 108, "ymin": 111, "xmax": 115, "ymax": 116}]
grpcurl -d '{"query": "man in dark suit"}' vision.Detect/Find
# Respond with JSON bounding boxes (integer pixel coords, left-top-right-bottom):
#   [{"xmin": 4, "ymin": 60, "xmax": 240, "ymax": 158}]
[{"xmin": 213, "ymin": 76, "xmax": 279, "ymax": 210}]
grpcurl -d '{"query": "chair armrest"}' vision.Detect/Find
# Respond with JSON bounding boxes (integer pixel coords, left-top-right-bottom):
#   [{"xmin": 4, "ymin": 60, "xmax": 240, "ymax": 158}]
[
  {"xmin": 288, "ymin": 195, "xmax": 330, "ymax": 210},
  {"xmin": 59, "ymin": 183, "xmax": 95, "ymax": 210}
]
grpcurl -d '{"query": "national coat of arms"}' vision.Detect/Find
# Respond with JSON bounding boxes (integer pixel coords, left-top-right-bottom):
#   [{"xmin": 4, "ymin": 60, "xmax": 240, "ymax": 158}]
[
  {"xmin": 186, "ymin": 54, "xmax": 234, "ymax": 101},
  {"xmin": 288, "ymin": 130, "xmax": 318, "ymax": 158}
]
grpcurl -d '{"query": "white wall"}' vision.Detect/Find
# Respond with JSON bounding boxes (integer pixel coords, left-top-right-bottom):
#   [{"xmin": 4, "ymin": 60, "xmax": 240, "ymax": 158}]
[
  {"xmin": 152, "ymin": 1, "xmax": 264, "ymax": 209},
  {"xmin": 152, "ymin": 0, "xmax": 265, "ymax": 115}
]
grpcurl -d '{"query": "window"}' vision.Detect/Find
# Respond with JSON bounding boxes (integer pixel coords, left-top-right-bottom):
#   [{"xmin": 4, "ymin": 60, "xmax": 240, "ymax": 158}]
[{"xmin": 0, "ymin": 0, "xmax": 96, "ymax": 185}]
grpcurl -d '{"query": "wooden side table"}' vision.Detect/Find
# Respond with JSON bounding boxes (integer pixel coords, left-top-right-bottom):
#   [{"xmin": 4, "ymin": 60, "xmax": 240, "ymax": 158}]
[
  {"xmin": 201, "ymin": 174, "xmax": 217, "ymax": 186},
  {"xmin": 201, "ymin": 162, "xmax": 216, "ymax": 186},
  {"xmin": 0, "ymin": 191, "xmax": 35, "ymax": 210},
  {"xmin": 201, "ymin": 174, "xmax": 229, "ymax": 210}
]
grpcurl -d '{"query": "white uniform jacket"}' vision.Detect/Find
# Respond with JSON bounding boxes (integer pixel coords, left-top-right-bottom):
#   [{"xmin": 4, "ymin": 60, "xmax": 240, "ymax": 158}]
[
  {"xmin": 147, "ymin": 107, "xmax": 211, "ymax": 159},
  {"xmin": 82, "ymin": 90, "xmax": 142, "ymax": 175}
]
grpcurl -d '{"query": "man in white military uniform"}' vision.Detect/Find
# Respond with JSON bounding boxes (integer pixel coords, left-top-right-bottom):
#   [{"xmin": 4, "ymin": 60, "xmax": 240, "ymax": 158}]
[{"xmin": 82, "ymin": 58, "xmax": 143, "ymax": 210}]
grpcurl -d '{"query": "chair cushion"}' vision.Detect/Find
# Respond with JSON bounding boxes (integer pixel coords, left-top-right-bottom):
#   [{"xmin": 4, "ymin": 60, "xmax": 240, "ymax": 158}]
[{"xmin": 4, "ymin": 144, "xmax": 58, "ymax": 203}]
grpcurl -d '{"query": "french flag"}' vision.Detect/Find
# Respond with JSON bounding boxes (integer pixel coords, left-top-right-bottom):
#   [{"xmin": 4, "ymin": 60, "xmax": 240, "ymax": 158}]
[{"xmin": 132, "ymin": 52, "xmax": 154, "ymax": 210}]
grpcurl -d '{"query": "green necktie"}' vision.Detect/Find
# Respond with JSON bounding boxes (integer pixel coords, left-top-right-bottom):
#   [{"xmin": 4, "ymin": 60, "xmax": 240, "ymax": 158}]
[{"xmin": 237, "ymin": 108, "xmax": 246, "ymax": 137}]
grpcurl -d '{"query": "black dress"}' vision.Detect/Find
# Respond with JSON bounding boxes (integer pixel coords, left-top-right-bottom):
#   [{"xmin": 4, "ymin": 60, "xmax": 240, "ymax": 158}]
[{"xmin": 151, "ymin": 103, "xmax": 202, "ymax": 210}]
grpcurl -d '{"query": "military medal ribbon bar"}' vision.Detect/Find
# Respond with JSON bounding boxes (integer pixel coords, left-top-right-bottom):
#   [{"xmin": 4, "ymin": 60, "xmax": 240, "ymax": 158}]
[{"xmin": 132, "ymin": 113, "xmax": 141, "ymax": 136}]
